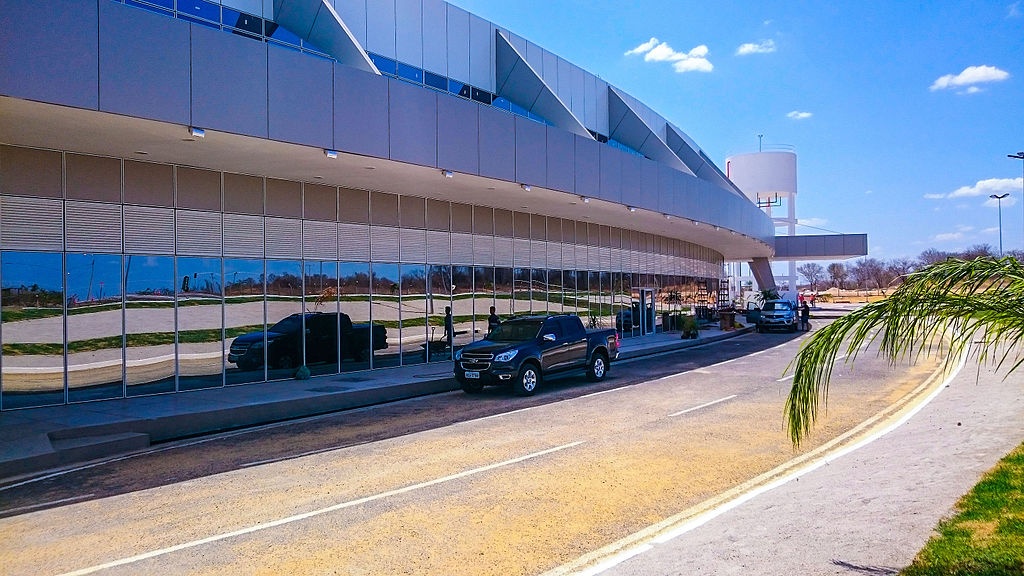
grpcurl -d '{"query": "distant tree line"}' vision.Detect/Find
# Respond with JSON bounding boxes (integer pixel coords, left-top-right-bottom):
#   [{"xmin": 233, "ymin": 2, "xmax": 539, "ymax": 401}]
[{"xmin": 797, "ymin": 244, "xmax": 1024, "ymax": 294}]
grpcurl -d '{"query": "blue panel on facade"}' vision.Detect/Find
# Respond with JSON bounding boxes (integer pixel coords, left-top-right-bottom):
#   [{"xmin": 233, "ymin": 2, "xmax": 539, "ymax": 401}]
[
  {"xmin": 389, "ymin": 79, "xmax": 437, "ymax": 168},
  {"xmin": 421, "ymin": 0, "xmax": 447, "ymax": 76},
  {"xmin": 335, "ymin": 65, "xmax": 389, "ymax": 158},
  {"xmin": 0, "ymin": 0, "xmax": 98, "ymax": 110},
  {"xmin": 515, "ymin": 117, "xmax": 547, "ymax": 188},
  {"xmin": 468, "ymin": 14, "xmax": 493, "ymax": 92},
  {"xmin": 446, "ymin": 5, "xmax": 470, "ymax": 84},
  {"xmin": 620, "ymin": 155, "xmax": 642, "ymax": 207},
  {"xmin": 546, "ymin": 127, "xmax": 574, "ymax": 194},
  {"xmin": 657, "ymin": 164, "xmax": 675, "ymax": 213},
  {"xmin": 437, "ymin": 94, "xmax": 479, "ymax": 175},
  {"xmin": 395, "ymin": 0, "xmax": 423, "ymax": 68},
  {"xmin": 639, "ymin": 159, "xmax": 659, "ymax": 210},
  {"xmin": 333, "ymin": 0, "xmax": 366, "ymax": 45},
  {"xmin": 268, "ymin": 45, "xmax": 333, "ymax": 148},
  {"xmin": 99, "ymin": 1, "xmax": 189, "ymax": 125},
  {"xmin": 599, "ymin": 146, "xmax": 623, "ymax": 204},
  {"xmin": 191, "ymin": 25, "xmax": 268, "ymax": 138},
  {"xmin": 574, "ymin": 135, "xmax": 600, "ymax": 196},
  {"xmin": 479, "ymin": 106, "xmax": 515, "ymax": 181},
  {"xmin": 366, "ymin": 0, "xmax": 397, "ymax": 58}
]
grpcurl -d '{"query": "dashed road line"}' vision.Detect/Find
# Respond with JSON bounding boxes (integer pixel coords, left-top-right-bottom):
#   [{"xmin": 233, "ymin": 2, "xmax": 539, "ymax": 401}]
[{"xmin": 668, "ymin": 395, "xmax": 737, "ymax": 417}]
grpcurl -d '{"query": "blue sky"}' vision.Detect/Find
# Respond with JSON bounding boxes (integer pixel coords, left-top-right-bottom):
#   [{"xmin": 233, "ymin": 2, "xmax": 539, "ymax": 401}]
[{"xmin": 450, "ymin": 0, "xmax": 1024, "ymax": 261}]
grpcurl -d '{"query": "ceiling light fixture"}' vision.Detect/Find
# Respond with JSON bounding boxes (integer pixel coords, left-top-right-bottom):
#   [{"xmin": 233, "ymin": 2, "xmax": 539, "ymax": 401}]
[
  {"xmin": 580, "ymin": 196, "xmax": 590, "ymax": 203},
  {"xmin": 441, "ymin": 169, "xmax": 454, "ymax": 178},
  {"xmin": 188, "ymin": 126, "xmax": 205, "ymax": 138},
  {"xmin": 324, "ymin": 149, "xmax": 338, "ymax": 159},
  {"xmin": 521, "ymin": 184, "xmax": 532, "ymax": 192},
  {"xmin": 664, "ymin": 214, "xmax": 672, "ymax": 219},
  {"xmin": 627, "ymin": 206, "xmax": 637, "ymax": 212}
]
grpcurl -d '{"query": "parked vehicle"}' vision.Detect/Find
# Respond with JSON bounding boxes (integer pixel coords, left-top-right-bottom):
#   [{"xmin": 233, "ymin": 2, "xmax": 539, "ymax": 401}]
[
  {"xmin": 454, "ymin": 314, "xmax": 620, "ymax": 396},
  {"xmin": 228, "ymin": 312, "xmax": 387, "ymax": 370},
  {"xmin": 754, "ymin": 300, "xmax": 798, "ymax": 333}
]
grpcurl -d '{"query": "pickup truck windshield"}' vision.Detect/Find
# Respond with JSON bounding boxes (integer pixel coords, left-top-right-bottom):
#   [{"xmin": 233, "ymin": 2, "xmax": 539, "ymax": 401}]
[
  {"xmin": 762, "ymin": 302, "xmax": 791, "ymax": 311},
  {"xmin": 487, "ymin": 320, "xmax": 543, "ymax": 342},
  {"xmin": 268, "ymin": 316, "xmax": 303, "ymax": 333}
]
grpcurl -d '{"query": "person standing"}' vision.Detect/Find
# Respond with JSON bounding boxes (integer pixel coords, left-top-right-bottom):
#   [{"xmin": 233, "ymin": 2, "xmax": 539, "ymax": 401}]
[
  {"xmin": 487, "ymin": 305, "xmax": 500, "ymax": 333},
  {"xmin": 444, "ymin": 306, "xmax": 454, "ymax": 352},
  {"xmin": 800, "ymin": 301, "xmax": 810, "ymax": 331}
]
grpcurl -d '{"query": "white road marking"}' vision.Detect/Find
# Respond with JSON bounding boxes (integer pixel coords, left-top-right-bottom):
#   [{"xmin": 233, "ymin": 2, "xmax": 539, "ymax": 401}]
[
  {"xmin": 776, "ymin": 374, "xmax": 795, "ymax": 382},
  {"xmin": 668, "ymin": 395, "xmax": 737, "ymax": 417},
  {"xmin": 0, "ymin": 494, "xmax": 94, "ymax": 515},
  {"xmin": 56, "ymin": 441, "xmax": 584, "ymax": 576}
]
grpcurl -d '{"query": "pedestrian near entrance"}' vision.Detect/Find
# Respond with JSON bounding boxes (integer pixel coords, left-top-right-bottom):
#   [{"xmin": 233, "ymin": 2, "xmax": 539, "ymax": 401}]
[
  {"xmin": 800, "ymin": 301, "xmax": 810, "ymax": 331},
  {"xmin": 487, "ymin": 305, "xmax": 500, "ymax": 333},
  {"xmin": 444, "ymin": 306, "xmax": 454, "ymax": 351}
]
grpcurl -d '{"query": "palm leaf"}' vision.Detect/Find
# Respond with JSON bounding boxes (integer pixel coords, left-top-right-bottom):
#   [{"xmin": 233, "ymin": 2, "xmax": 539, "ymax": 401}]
[{"xmin": 785, "ymin": 257, "xmax": 1024, "ymax": 446}]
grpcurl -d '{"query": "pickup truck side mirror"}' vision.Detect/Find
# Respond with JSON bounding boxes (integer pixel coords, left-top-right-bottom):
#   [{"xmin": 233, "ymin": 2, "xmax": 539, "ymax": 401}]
[{"xmin": 542, "ymin": 333, "xmax": 557, "ymax": 342}]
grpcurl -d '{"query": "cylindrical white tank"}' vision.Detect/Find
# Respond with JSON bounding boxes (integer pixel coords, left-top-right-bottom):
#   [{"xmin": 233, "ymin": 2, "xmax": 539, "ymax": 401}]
[{"xmin": 725, "ymin": 151, "xmax": 797, "ymax": 201}]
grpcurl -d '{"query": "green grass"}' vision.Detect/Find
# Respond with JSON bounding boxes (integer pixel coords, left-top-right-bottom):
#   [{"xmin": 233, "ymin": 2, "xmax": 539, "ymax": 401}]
[
  {"xmin": 901, "ymin": 442, "xmax": 1024, "ymax": 575},
  {"xmin": 2, "ymin": 325, "xmax": 263, "ymax": 356}
]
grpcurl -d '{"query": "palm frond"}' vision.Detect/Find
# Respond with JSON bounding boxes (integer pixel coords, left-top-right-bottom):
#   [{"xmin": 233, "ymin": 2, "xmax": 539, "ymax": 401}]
[{"xmin": 785, "ymin": 257, "xmax": 1024, "ymax": 446}]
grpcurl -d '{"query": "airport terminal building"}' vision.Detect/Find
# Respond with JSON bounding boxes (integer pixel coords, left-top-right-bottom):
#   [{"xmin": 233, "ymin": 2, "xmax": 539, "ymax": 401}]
[{"xmin": 0, "ymin": 0, "xmax": 776, "ymax": 410}]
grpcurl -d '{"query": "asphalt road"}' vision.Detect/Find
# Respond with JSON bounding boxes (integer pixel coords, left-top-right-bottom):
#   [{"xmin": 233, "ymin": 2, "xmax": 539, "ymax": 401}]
[{"xmin": 0, "ymin": 327, "xmax": 937, "ymax": 576}]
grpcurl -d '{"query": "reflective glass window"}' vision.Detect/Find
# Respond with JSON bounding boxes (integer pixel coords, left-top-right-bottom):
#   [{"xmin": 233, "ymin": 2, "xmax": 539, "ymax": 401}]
[
  {"xmin": 222, "ymin": 7, "xmax": 262, "ymax": 35},
  {"xmin": 397, "ymin": 62, "xmax": 423, "ymax": 84},
  {"xmin": 424, "ymin": 71, "xmax": 448, "ymax": 91},
  {"xmin": 177, "ymin": 257, "xmax": 223, "ymax": 391},
  {"xmin": 178, "ymin": 0, "xmax": 220, "ymax": 23},
  {"xmin": 125, "ymin": 255, "xmax": 176, "ymax": 396},
  {"xmin": 225, "ymin": 259, "xmax": 265, "ymax": 385},
  {"xmin": 494, "ymin": 268, "xmax": 514, "ymax": 319},
  {"xmin": 471, "ymin": 87, "xmax": 493, "ymax": 105},
  {"xmin": 266, "ymin": 21, "xmax": 302, "ymax": 48},
  {"xmin": 427, "ymin": 265, "xmax": 456, "ymax": 356},
  {"xmin": 126, "ymin": 0, "xmax": 173, "ymax": 16},
  {"xmin": 305, "ymin": 261, "xmax": 340, "ymax": 376},
  {"xmin": 491, "ymin": 97, "xmax": 512, "ymax": 112},
  {"xmin": 368, "ymin": 53, "xmax": 398, "ymax": 76},
  {"xmin": 513, "ymin": 268, "xmax": 532, "ymax": 316},
  {"xmin": 371, "ymin": 263, "xmax": 401, "ymax": 368},
  {"xmin": 401, "ymin": 264, "xmax": 427, "ymax": 365},
  {"xmin": 338, "ymin": 261, "xmax": 371, "ymax": 372},
  {"xmin": 67, "ymin": 253, "xmax": 123, "ymax": 403},
  {"xmin": 1, "ymin": 252, "xmax": 65, "ymax": 409},
  {"xmin": 471, "ymin": 266, "xmax": 493, "ymax": 342},
  {"xmin": 266, "ymin": 260, "xmax": 303, "ymax": 380},
  {"xmin": 448, "ymin": 81, "xmax": 471, "ymax": 99}
]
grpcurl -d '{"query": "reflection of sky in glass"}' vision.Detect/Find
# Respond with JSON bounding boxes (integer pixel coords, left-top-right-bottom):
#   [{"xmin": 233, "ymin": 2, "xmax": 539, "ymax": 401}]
[
  {"xmin": 224, "ymin": 259, "xmax": 264, "ymax": 296},
  {"xmin": 126, "ymin": 255, "xmax": 173, "ymax": 294},
  {"xmin": 66, "ymin": 253, "xmax": 122, "ymax": 303},
  {"xmin": 177, "ymin": 257, "xmax": 222, "ymax": 295},
  {"xmin": 2, "ymin": 251, "xmax": 63, "ymax": 291},
  {"xmin": 372, "ymin": 263, "xmax": 400, "ymax": 288}
]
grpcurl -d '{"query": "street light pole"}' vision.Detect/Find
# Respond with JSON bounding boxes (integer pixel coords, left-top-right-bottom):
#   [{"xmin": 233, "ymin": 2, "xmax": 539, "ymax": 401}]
[
  {"xmin": 1010, "ymin": 152, "xmax": 1024, "ymax": 251},
  {"xmin": 991, "ymin": 193, "xmax": 1009, "ymax": 256}
]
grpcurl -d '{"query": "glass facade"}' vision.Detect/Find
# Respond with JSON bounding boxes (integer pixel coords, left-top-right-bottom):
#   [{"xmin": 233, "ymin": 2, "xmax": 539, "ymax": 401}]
[{"xmin": 0, "ymin": 146, "xmax": 724, "ymax": 410}]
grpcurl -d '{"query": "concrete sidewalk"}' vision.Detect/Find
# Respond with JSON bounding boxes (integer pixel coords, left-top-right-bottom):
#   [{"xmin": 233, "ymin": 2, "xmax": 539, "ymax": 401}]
[
  {"xmin": 581, "ymin": 355, "xmax": 1024, "ymax": 576},
  {"xmin": 0, "ymin": 326, "xmax": 752, "ymax": 481}
]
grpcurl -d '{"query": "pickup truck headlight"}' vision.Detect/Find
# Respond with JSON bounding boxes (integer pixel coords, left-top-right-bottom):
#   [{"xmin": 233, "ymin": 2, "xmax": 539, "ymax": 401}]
[
  {"xmin": 494, "ymin": 350, "xmax": 518, "ymax": 363},
  {"xmin": 453, "ymin": 348, "xmax": 462, "ymax": 361}
]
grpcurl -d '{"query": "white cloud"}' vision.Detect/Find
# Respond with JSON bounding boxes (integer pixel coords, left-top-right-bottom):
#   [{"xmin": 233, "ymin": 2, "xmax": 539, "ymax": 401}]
[
  {"xmin": 624, "ymin": 38, "xmax": 659, "ymax": 56},
  {"xmin": 982, "ymin": 226, "xmax": 1001, "ymax": 234},
  {"xmin": 923, "ymin": 193, "xmax": 946, "ymax": 199},
  {"xmin": 933, "ymin": 232, "xmax": 965, "ymax": 242},
  {"xmin": 798, "ymin": 217, "xmax": 828, "ymax": 228},
  {"xmin": 947, "ymin": 177, "xmax": 1022, "ymax": 198},
  {"xmin": 736, "ymin": 40, "xmax": 776, "ymax": 55},
  {"xmin": 956, "ymin": 224, "xmax": 975, "ymax": 232},
  {"xmin": 983, "ymin": 194, "xmax": 1018, "ymax": 208},
  {"xmin": 625, "ymin": 38, "xmax": 713, "ymax": 73},
  {"xmin": 787, "ymin": 111, "xmax": 812, "ymax": 120},
  {"xmin": 865, "ymin": 190, "xmax": 874, "ymax": 195},
  {"xmin": 1009, "ymin": 2, "xmax": 1022, "ymax": 17},
  {"xmin": 930, "ymin": 65, "xmax": 1010, "ymax": 91}
]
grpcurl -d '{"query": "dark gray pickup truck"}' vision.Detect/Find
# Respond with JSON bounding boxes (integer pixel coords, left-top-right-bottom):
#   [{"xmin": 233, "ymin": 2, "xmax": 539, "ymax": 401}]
[{"xmin": 454, "ymin": 314, "xmax": 620, "ymax": 396}]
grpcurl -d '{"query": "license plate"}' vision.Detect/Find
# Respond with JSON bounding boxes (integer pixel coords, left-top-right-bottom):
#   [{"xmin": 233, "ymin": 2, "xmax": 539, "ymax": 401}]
[{"xmin": 464, "ymin": 371, "xmax": 480, "ymax": 379}]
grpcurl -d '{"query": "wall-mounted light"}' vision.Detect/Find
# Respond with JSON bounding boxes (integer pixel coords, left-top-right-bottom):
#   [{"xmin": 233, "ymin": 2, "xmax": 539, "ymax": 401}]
[
  {"xmin": 188, "ymin": 126, "xmax": 205, "ymax": 138},
  {"xmin": 714, "ymin": 226, "xmax": 721, "ymax": 231},
  {"xmin": 664, "ymin": 214, "xmax": 672, "ymax": 219},
  {"xmin": 627, "ymin": 206, "xmax": 637, "ymax": 212},
  {"xmin": 580, "ymin": 196, "xmax": 590, "ymax": 203},
  {"xmin": 692, "ymin": 220, "xmax": 700, "ymax": 226},
  {"xmin": 324, "ymin": 149, "xmax": 338, "ymax": 159},
  {"xmin": 441, "ymin": 169, "xmax": 454, "ymax": 178},
  {"xmin": 521, "ymin": 184, "xmax": 532, "ymax": 192}
]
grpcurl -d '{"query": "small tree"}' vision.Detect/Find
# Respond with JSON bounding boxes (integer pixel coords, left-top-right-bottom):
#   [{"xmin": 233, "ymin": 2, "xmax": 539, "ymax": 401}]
[
  {"xmin": 797, "ymin": 263, "xmax": 825, "ymax": 292},
  {"xmin": 826, "ymin": 262, "xmax": 848, "ymax": 290}
]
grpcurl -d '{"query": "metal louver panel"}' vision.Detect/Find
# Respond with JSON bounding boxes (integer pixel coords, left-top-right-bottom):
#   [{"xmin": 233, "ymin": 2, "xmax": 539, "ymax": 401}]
[
  {"xmin": 176, "ymin": 210, "xmax": 222, "ymax": 256},
  {"xmin": 561, "ymin": 242, "xmax": 575, "ymax": 270},
  {"xmin": 546, "ymin": 241, "xmax": 560, "ymax": 270},
  {"xmin": 223, "ymin": 213, "xmax": 264, "ymax": 258},
  {"xmin": 599, "ymin": 246, "xmax": 611, "ymax": 271},
  {"xmin": 0, "ymin": 196, "xmax": 63, "ymax": 251},
  {"xmin": 471, "ymin": 234, "xmax": 492, "ymax": 266},
  {"xmin": 574, "ymin": 243, "xmax": 588, "ymax": 270},
  {"xmin": 450, "ymin": 232, "xmax": 474, "ymax": 265},
  {"xmin": 370, "ymin": 225, "xmax": 400, "ymax": 262},
  {"xmin": 125, "ymin": 205, "xmax": 174, "ymax": 254},
  {"xmin": 610, "ymin": 248, "xmax": 624, "ymax": 272},
  {"xmin": 530, "ymin": 240, "xmax": 547, "ymax": 269},
  {"xmin": 426, "ymin": 230, "xmax": 450, "ymax": 265},
  {"xmin": 513, "ymin": 238, "xmax": 530, "ymax": 267},
  {"xmin": 629, "ymin": 250, "xmax": 640, "ymax": 273},
  {"xmin": 338, "ymin": 222, "xmax": 369, "ymax": 260},
  {"xmin": 66, "ymin": 201, "xmax": 122, "ymax": 253},
  {"xmin": 265, "ymin": 217, "xmax": 301, "ymax": 258},
  {"xmin": 303, "ymin": 220, "xmax": 338, "ymax": 260},
  {"xmin": 494, "ymin": 237, "xmax": 513, "ymax": 267},
  {"xmin": 400, "ymin": 228, "xmax": 426, "ymax": 263}
]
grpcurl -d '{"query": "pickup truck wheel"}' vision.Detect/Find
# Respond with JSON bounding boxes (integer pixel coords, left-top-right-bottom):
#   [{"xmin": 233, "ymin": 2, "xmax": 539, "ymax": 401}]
[
  {"xmin": 587, "ymin": 352, "xmax": 608, "ymax": 381},
  {"xmin": 513, "ymin": 363, "xmax": 540, "ymax": 396}
]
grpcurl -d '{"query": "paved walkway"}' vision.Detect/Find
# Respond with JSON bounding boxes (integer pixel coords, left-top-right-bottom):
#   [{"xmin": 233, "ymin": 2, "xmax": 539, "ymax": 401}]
[
  {"xmin": 576, "ymin": 355, "xmax": 1024, "ymax": 575},
  {"xmin": 0, "ymin": 326, "xmax": 749, "ymax": 481}
]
